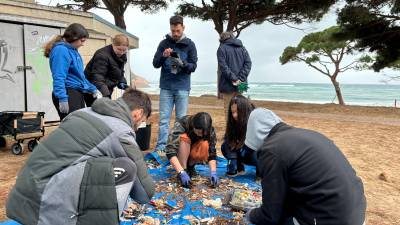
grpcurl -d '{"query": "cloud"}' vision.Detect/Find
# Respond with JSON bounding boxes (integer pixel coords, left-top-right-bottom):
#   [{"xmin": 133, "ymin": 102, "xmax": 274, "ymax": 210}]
[{"xmin": 36, "ymin": 0, "xmax": 399, "ymax": 84}]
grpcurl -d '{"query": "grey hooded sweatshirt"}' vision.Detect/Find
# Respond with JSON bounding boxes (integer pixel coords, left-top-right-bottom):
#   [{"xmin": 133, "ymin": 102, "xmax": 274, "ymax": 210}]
[
  {"xmin": 245, "ymin": 108, "xmax": 282, "ymax": 151},
  {"xmin": 245, "ymin": 108, "xmax": 366, "ymax": 225},
  {"xmin": 6, "ymin": 98, "xmax": 155, "ymax": 225}
]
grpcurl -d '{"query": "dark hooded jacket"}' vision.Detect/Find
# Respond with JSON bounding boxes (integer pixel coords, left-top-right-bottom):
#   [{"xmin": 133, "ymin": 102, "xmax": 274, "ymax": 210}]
[
  {"xmin": 6, "ymin": 98, "xmax": 155, "ymax": 225},
  {"xmin": 85, "ymin": 45, "xmax": 127, "ymax": 97},
  {"xmin": 246, "ymin": 108, "xmax": 366, "ymax": 225},
  {"xmin": 217, "ymin": 37, "xmax": 252, "ymax": 93},
  {"xmin": 152, "ymin": 34, "xmax": 197, "ymax": 91}
]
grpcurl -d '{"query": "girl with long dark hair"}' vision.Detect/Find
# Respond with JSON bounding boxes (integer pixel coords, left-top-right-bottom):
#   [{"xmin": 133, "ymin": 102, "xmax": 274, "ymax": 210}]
[
  {"xmin": 165, "ymin": 112, "xmax": 219, "ymax": 188},
  {"xmin": 44, "ymin": 23, "xmax": 99, "ymax": 120},
  {"xmin": 222, "ymin": 95, "xmax": 257, "ymax": 176}
]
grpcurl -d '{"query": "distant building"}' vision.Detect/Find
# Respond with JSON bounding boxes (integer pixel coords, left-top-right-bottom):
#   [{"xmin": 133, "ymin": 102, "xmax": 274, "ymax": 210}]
[
  {"xmin": 131, "ymin": 72, "xmax": 150, "ymax": 88},
  {"xmin": 0, "ymin": 0, "xmax": 139, "ymax": 121}
]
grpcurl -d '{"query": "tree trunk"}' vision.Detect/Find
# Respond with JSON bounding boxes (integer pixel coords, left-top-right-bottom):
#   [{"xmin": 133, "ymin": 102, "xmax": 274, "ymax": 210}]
[
  {"xmin": 113, "ymin": 13, "xmax": 126, "ymax": 30},
  {"xmin": 331, "ymin": 79, "xmax": 345, "ymax": 105}
]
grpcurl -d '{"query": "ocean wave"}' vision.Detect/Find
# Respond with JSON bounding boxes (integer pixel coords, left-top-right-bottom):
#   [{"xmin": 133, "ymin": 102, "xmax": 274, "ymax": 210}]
[
  {"xmin": 192, "ymin": 83, "xmax": 218, "ymax": 87},
  {"xmin": 269, "ymin": 84, "xmax": 295, "ymax": 87},
  {"xmin": 249, "ymin": 97, "xmax": 395, "ymax": 107}
]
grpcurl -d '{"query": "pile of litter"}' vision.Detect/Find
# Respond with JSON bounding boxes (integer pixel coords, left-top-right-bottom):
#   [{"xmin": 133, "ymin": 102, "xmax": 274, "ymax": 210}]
[
  {"xmin": 120, "ymin": 156, "xmax": 261, "ymax": 225},
  {"xmin": 1, "ymin": 157, "xmax": 261, "ymax": 225}
]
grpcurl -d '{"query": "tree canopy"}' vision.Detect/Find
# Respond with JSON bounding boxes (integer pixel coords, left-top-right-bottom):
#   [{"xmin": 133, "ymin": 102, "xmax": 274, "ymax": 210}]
[
  {"xmin": 176, "ymin": 0, "xmax": 337, "ymax": 36},
  {"xmin": 336, "ymin": 0, "xmax": 400, "ymax": 71},
  {"xmin": 280, "ymin": 26, "xmax": 372, "ymax": 105},
  {"xmin": 57, "ymin": 0, "xmax": 170, "ymax": 29}
]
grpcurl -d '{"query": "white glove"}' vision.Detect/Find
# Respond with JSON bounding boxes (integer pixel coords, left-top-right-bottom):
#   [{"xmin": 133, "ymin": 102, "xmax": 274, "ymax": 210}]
[
  {"xmin": 59, "ymin": 101, "xmax": 69, "ymax": 114},
  {"xmin": 232, "ymin": 80, "xmax": 241, "ymax": 86},
  {"xmin": 93, "ymin": 90, "xmax": 103, "ymax": 99}
]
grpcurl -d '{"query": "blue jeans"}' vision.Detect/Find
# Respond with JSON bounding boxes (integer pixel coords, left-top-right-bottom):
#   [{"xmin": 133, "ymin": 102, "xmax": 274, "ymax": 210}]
[{"xmin": 155, "ymin": 89, "xmax": 189, "ymax": 151}]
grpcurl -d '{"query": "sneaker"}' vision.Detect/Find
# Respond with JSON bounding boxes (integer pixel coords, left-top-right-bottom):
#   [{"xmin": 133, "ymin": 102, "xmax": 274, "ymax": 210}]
[
  {"xmin": 226, "ymin": 170, "xmax": 239, "ymax": 177},
  {"xmin": 237, "ymin": 163, "xmax": 246, "ymax": 174},
  {"xmin": 226, "ymin": 159, "xmax": 242, "ymax": 177},
  {"xmin": 186, "ymin": 165, "xmax": 198, "ymax": 177},
  {"xmin": 226, "ymin": 169, "xmax": 246, "ymax": 177}
]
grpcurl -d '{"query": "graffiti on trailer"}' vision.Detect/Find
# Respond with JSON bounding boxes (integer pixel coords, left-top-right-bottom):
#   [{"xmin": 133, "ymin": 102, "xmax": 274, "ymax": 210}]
[{"xmin": 0, "ymin": 39, "xmax": 15, "ymax": 83}]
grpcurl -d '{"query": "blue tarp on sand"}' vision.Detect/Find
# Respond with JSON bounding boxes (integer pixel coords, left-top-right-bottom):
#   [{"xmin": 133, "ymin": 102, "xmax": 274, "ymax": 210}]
[{"xmin": 1, "ymin": 156, "xmax": 260, "ymax": 225}]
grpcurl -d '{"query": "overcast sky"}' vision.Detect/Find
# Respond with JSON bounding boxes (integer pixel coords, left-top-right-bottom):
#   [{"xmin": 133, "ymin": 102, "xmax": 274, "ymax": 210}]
[{"xmin": 38, "ymin": 1, "xmax": 399, "ymax": 84}]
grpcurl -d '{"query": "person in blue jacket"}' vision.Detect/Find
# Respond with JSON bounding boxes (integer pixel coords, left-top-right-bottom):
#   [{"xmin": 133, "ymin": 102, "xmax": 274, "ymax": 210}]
[
  {"xmin": 217, "ymin": 31, "xmax": 252, "ymax": 121},
  {"xmin": 44, "ymin": 23, "xmax": 100, "ymax": 120},
  {"xmin": 152, "ymin": 15, "xmax": 198, "ymax": 153}
]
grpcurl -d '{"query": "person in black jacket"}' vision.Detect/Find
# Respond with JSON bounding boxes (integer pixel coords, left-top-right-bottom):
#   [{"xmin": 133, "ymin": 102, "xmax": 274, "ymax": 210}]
[
  {"xmin": 217, "ymin": 31, "xmax": 252, "ymax": 120},
  {"xmin": 85, "ymin": 34, "xmax": 130, "ymax": 104},
  {"xmin": 244, "ymin": 108, "xmax": 366, "ymax": 225}
]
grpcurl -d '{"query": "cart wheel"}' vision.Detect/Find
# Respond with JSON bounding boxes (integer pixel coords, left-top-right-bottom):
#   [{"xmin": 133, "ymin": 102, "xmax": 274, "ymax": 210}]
[
  {"xmin": 11, "ymin": 143, "xmax": 24, "ymax": 155},
  {"xmin": 0, "ymin": 137, "xmax": 6, "ymax": 148},
  {"xmin": 28, "ymin": 139, "xmax": 38, "ymax": 152}
]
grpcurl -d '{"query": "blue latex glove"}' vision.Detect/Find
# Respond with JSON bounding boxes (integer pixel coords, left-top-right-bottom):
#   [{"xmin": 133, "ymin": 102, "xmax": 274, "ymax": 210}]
[
  {"xmin": 179, "ymin": 170, "xmax": 191, "ymax": 188},
  {"xmin": 210, "ymin": 171, "xmax": 219, "ymax": 187},
  {"xmin": 59, "ymin": 101, "xmax": 69, "ymax": 114},
  {"xmin": 117, "ymin": 82, "xmax": 129, "ymax": 90}
]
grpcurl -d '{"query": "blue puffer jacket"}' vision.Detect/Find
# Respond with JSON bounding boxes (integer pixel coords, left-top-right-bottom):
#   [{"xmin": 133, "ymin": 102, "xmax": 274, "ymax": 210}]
[
  {"xmin": 50, "ymin": 41, "xmax": 97, "ymax": 102},
  {"xmin": 217, "ymin": 38, "xmax": 252, "ymax": 93},
  {"xmin": 153, "ymin": 34, "xmax": 197, "ymax": 91}
]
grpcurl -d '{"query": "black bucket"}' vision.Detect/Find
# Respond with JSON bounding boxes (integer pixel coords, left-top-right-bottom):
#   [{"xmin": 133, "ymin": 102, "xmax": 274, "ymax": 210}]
[{"xmin": 136, "ymin": 124, "xmax": 151, "ymax": 150}]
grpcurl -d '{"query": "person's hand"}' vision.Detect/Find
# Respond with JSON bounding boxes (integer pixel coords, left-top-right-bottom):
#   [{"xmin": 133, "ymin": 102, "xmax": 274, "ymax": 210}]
[
  {"xmin": 210, "ymin": 171, "xmax": 219, "ymax": 187},
  {"xmin": 93, "ymin": 90, "xmax": 103, "ymax": 99},
  {"xmin": 117, "ymin": 82, "xmax": 129, "ymax": 90},
  {"xmin": 178, "ymin": 170, "xmax": 191, "ymax": 188},
  {"xmin": 163, "ymin": 48, "xmax": 173, "ymax": 57},
  {"xmin": 244, "ymin": 207, "xmax": 256, "ymax": 224},
  {"xmin": 59, "ymin": 101, "xmax": 69, "ymax": 114},
  {"xmin": 232, "ymin": 80, "xmax": 241, "ymax": 86}
]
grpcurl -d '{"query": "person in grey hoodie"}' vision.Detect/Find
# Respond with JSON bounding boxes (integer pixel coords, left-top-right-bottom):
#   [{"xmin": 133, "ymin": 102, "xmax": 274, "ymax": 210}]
[
  {"xmin": 244, "ymin": 108, "xmax": 366, "ymax": 225},
  {"xmin": 6, "ymin": 88, "xmax": 155, "ymax": 225},
  {"xmin": 217, "ymin": 31, "xmax": 252, "ymax": 120}
]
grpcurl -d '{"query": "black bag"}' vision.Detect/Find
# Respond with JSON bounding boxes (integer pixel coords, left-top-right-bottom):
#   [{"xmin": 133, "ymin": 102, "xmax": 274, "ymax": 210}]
[{"xmin": 136, "ymin": 124, "xmax": 151, "ymax": 150}]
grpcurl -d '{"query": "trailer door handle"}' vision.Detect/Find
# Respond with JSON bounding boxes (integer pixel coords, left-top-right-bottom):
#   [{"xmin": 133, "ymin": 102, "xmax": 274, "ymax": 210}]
[{"xmin": 17, "ymin": 66, "xmax": 33, "ymax": 71}]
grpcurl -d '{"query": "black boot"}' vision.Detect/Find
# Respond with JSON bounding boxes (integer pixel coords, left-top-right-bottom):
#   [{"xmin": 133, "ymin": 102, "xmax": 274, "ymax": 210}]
[
  {"xmin": 237, "ymin": 158, "xmax": 246, "ymax": 175},
  {"xmin": 226, "ymin": 159, "xmax": 239, "ymax": 177}
]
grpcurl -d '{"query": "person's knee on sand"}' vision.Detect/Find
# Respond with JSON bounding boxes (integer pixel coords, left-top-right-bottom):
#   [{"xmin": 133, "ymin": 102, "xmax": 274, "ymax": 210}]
[{"xmin": 178, "ymin": 133, "xmax": 209, "ymax": 177}]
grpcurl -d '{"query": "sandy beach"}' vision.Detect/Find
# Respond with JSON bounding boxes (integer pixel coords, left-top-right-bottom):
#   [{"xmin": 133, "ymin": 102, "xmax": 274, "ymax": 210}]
[{"xmin": 1, "ymin": 95, "xmax": 399, "ymax": 224}]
